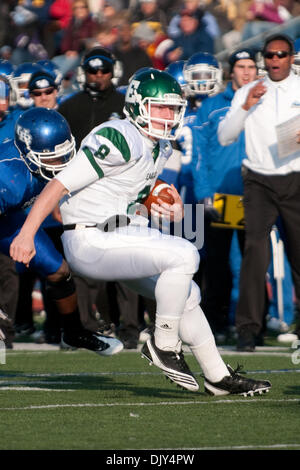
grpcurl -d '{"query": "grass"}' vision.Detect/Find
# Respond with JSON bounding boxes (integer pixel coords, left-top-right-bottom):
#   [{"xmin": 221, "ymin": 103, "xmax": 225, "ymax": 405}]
[{"xmin": 0, "ymin": 346, "xmax": 300, "ymax": 451}]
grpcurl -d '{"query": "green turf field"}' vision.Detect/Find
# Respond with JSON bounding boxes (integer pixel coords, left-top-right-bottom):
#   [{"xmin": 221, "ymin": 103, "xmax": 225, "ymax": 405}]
[{"xmin": 0, "ymin": 346, "xmax": 299, "ymax": 451}]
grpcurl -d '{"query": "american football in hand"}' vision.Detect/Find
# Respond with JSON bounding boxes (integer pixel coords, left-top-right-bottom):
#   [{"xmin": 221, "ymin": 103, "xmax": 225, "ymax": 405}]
[{"xmin": 143, "ymin": 179, "xmax": 175, "ymax": 214}]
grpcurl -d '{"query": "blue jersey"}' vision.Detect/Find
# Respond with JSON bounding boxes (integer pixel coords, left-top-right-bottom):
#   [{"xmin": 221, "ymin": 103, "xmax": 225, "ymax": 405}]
[
  {"xmin": 192, "ymin": 82, "xmax": 245, "ymax": 200},
  {"xmin": 0, "ymin": 107, "xmax": 24, "ymax": 144},
  {"xmin": 159, "ymin": 99, "xmax": 203, "ymax": 204},
  {"xmin": 0, "ymin": 140, "xmax": 63, "ymax": 276}
]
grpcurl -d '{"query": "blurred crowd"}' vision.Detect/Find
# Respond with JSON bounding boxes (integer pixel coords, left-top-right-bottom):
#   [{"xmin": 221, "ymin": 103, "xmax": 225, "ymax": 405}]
[
  {"xmin": 0, "ymin": 0, "xmax": 300, "ymax": 352},
  {"xmin": 0, "ymin": 0, "xmax": 299, "ymax": 72}
]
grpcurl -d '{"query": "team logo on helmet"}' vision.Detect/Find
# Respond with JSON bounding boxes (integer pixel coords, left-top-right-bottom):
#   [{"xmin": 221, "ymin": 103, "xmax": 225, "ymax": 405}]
[{"xmin": 15, "ymin": 125, "xmax": 32, "ymax": 147}]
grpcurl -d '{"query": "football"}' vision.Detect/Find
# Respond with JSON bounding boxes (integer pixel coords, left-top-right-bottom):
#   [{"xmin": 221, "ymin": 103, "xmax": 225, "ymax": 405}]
[{"xmin": 143, "ymin": 179, "xmax": 175, "ymax": 214}]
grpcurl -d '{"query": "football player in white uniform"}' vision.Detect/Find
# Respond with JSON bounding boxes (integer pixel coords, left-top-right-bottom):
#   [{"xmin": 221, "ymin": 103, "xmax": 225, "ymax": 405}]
[{"xmin": 10, "ymin": 68, "xmax": 271, "ymax": 396}]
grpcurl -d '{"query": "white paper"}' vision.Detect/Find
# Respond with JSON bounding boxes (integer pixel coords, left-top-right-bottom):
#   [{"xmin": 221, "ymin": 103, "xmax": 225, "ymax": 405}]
[{"xmin": 275, "ymin": 114, "xmax": 300, "ymax": 159}]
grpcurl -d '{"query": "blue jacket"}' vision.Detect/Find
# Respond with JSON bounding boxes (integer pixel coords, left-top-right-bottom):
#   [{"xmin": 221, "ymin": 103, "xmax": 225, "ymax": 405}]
[
  {"xmin": 192, "ymin": 82, "xmax": 246, "ymax": 200},
  {"xmin": 164, "ymin": 25, "xmax": 214, "ymax": 64}
]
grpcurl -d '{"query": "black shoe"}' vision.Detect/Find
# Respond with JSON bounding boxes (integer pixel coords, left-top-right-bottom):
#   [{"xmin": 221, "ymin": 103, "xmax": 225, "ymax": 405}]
[
  {"xmin": 204, "ymin": 364, "xmax": 271, "ymax": 397},
  {"xmin": 97, "ymin": 320, "xmax": 116, "ymax": 337},
  {"xmin": 120, "ymin": 337, "xmax": 138, "ymax": 350},
  {"xmin": 237, "ymin": 330, "xmax": 256, "ymax": 352},
  {"xmin": 14, "ymin": 323, "xmax": 36, "ymax": 336},
  {"xmin": 255, "ymin": 332, "xmax": 264, "ymax": 346},
  {"xmin": 4, "ymin": 338, "xmax": 13, "ymax": 349},
  {"xmin": 61, "ymin": 328, "xmax": 123, "ymax": 356},
  {"xmin": 141, "ymin": 336, "xmax": 199, "ymax": 391}
]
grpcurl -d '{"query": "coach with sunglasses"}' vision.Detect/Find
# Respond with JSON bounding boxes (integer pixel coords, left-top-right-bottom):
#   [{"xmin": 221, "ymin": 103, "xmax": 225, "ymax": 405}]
[
  {"xmin": 29, "ymin": 71, "xmax": 59, "ymax": 110},
  {"xmin": 58, "ymin": 47, "xmax": 125, "ymax": 151},
  {"xmin": 218, "ymin": 34, "xmax": 300, "ymax": 351}
]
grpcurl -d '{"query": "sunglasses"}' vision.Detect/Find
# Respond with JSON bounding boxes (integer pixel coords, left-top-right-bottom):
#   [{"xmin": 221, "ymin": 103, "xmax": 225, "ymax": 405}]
[
  {"xmin": 31, "ymin": 87, "xmax": 55, "ymax": 96},
  {"xmin": 85, "ymin": 66, "xmax": 111, "ymax": 75},
  {"xmin": 263, "ymin": 51, "xmax": 290, "ymax": 59}
]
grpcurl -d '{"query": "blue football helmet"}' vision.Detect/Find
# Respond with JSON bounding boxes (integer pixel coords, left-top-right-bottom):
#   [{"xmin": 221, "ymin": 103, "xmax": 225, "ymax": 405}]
[
  {"xmin": 183, "ymin": 52, "xmax": 223, "ymax": 96},
  {"xmin": 292, "ymin": 38, "xmax": 300, "ymax": 76},
  {"xmin": 11, "ymin": 62, "xmax": 44, "ymax": 108},
  {"xmin": 37, "ymin": 60, "xmax": 63, "ymax": 90},
  {"xmin": 165, "ymin": 61, "xmax": 187, "ymax": 94},
  {"xmin": 0, "ymin": 59, "xmax": 15, "ymax": 81},
  {"xmin": 15, "ymin": 108, "xmax": 76, "ymax": 181},
  {"xmin": 0, "ymin": 75, "xmax": 10, "ymax": 100}
]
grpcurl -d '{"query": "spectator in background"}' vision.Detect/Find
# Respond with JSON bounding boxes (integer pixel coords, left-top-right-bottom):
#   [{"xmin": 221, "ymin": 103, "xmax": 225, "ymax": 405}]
[
  {"xmin": 0, "ymin": 1, "xmax": 14, "ymax": 50},
  {"xmin": 241, "ymin": 0, "xmax": 298, "ymax": 46},
  {"xmin": 52, "ymin": 0, "xmax": 99, "ymax": 78},
  {"xmin": 9, "ymin": 0, "xmax": 51, "ymax": 65},
  {"xmin": 131, "ymin": 21, "xmax": 171, "ymax": 70},
  {"xmin": 100, "ymin": 0, "xmax": 125, "ymax": 22},
  {"xmin": 167, "ymin": 0, "xmax": 220, "ymax": 45},
  {"xmin": 130, "ymin": 0, "xmax": 168, "ymax": 32},
  {"xmin": 113, "ymin": 19, "xmax": 152, "ymax": 86},
  {"xmin": 89, "ymin": 20, "xmax": 120, "ymax": 50},
  {"xmin": 218, "ymin": 34, "xmax": 300, "ymax": 351},
  {"xmin": 163, "ymin": 8, "xmax": 214, "ymax": 66},
  {"xmin": 43, "ymin": 0, "xmax": 73, "ymax": 57}
]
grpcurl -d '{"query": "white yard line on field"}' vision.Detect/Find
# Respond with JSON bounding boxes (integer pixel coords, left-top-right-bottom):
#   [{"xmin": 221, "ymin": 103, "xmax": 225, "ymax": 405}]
[
  {"xmin": 0, "ymin": 387, "xmax": 75, "ymax": 391},
  {"xmin": 0, "ymin": 397, "xmax": 299, "ymax": 410}
]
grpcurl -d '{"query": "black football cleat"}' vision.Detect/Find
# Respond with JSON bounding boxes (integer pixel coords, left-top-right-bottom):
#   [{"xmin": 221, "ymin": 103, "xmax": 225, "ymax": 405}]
[
  {"xmin": 141, "ymin": 336, "xmax": 199, "ymax": 391},
  {"xmin": 204, "ymin": 364, "xmax": 271, "ymax": 397},
  {"xmin": 62, "ymin": 328, "xmax": 123, "ymax": 356}
]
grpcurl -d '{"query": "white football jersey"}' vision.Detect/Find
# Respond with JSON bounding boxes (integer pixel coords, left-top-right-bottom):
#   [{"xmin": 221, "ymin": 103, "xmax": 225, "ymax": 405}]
[{"xmin": 56, "ymin": 118, "xmax": 172, "ymax": 225}]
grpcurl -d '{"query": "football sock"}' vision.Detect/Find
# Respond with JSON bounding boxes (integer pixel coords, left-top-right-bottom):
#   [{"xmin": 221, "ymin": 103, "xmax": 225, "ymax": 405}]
[
  {"xmin": 154, "ymin": 271, "xmax": 193, "ymax": 351},
  {"xmin": 61, "ymin": 308, "xmax": 82, "ymax": 332},
  {"xmin": 179, "ymin": 305, "xmax": 229, "ymax": 382},
  {"xmin": 154, "ymin": 315, "xmax": 181, "ymax": 351}
]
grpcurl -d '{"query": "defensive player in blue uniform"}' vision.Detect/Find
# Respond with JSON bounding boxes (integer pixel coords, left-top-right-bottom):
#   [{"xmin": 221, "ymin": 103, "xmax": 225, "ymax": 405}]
[
  {"xmin": 0, "ymin": 76, "xmax": 24, "ymax": 144},
  {"xmin": 0, "ymin": 107, "xmax": 123, "ymax": 355}
]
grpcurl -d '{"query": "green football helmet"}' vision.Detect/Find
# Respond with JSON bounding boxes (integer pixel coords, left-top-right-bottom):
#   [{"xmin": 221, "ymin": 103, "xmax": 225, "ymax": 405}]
[{"xmin": 124, "ymin": 68, "xmax": 187, "ymax": 140}]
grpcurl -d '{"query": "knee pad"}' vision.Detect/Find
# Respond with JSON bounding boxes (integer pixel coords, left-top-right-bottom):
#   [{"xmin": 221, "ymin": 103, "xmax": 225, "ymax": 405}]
[
  {"xmin": 46, "ymin": 274, "xmax": 76, "ymax": 301},
  {"xmin": 170, "ymin": 241, "xmax": 200, "ymax": 275}
]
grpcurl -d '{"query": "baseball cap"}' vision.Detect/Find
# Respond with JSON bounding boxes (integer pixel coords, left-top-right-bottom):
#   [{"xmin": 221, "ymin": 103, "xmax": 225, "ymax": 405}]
[
  {"xmin": 29, "ymin": 71, "xmax": 57, "ymax": 91},
  {"xmin": 82, "ymin": 47, "xmax": 115, "ymax": 75},
  {"xmin": 132, "ymin": 22, "xmax": 156, "ymax": 42},
  {"xmin": 228, "ymin": 49, "xmax": 257, "ymax": 73}
]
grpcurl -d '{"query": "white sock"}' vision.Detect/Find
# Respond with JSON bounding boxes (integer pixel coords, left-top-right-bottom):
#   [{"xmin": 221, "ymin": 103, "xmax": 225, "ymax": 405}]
[
  {"xmin": 154, "ymin": 315, "xmax": 181, "ymax": 351},
  {"xmin": 179, "ymin": 305, "xmax": 229, "ymax": 382},
  {"xmin": 190, "ymin": 337, "xmax": 229, "ymax": 383}
]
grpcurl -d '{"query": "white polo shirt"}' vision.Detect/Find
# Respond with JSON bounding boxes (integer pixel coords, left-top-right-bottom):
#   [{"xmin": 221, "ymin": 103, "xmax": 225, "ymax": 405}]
[{"xmin": 218, "ymin": 72, "xmax": 300, "ymax": 175}]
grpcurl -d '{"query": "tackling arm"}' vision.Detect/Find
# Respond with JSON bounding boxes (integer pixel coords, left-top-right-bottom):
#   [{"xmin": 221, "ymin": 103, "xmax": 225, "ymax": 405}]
[{"xmin": 9, "ymin": 179, "xmax": 68, "ymax": 266}]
